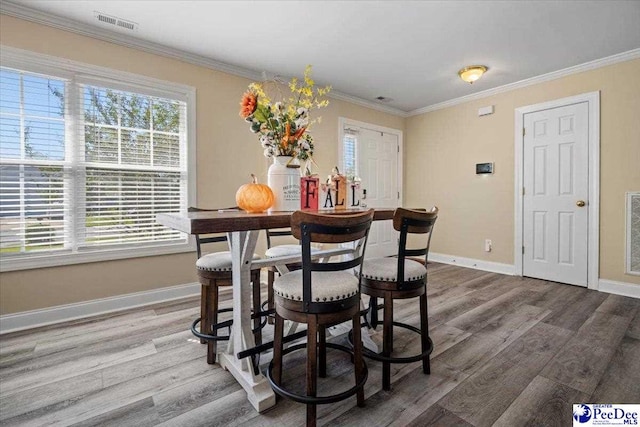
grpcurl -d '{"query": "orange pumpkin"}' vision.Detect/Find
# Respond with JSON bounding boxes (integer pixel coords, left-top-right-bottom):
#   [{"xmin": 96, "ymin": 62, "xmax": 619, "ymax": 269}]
[{"xmin": 236, "ymin": 174, "xmax": 274, "ymax": 213}]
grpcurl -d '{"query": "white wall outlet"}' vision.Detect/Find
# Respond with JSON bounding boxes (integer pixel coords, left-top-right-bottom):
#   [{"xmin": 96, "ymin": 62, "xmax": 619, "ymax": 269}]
[{"xmin": 484, "ymin": 239, "xmax": 492, "ymax": 252}]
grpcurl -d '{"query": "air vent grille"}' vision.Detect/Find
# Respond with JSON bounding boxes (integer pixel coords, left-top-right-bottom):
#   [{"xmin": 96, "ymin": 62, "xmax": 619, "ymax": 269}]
[
  {"xmin": 374, "ymin": 96, "xmax": 394, "ymax": 103},
  {"xmin": 97, "ymin": 13, "xmax": 116, "ymax": 25},
  {"xmin": 117, "ymin": 20, "xmax": 136, "ymax": 30},
  {"xmin": 94, "ymin": 11, "xmax": 138, "ymax": 31}
]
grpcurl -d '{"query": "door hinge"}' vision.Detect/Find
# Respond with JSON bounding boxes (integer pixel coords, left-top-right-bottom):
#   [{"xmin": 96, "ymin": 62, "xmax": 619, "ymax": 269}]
[
  {"xmin": 397, "ymin": 191, "xmax": 400, "ymax": 199},
  {"xmin": 523, "ymin": 187, "xmax": 525, "ymax": 196},
  {"xmin": 523, "ymin": 127, "xmax": 526, "ymax": 136},
  {"xmin": 397, "ymin": 145, "xmax": 399, "ymax": 153},
  {"xmin": 522, "ymin": 246, "xmax": 525, "ymax": 254}
]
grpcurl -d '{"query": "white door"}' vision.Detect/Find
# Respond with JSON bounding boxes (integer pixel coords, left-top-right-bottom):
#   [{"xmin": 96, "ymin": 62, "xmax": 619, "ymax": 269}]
[
  {"xmin": 523, "ymin": 102, "xmax": 589, "ymax": 286},
  {"xmin": 355, "ymin": 127, "xmax": 400, "ymax": 258}
]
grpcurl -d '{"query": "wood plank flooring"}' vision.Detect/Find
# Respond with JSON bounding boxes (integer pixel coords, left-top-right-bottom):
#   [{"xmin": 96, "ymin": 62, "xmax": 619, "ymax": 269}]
[{"xmin": 1, "ymin": 263, "xmax": 638, "ymax": 426}]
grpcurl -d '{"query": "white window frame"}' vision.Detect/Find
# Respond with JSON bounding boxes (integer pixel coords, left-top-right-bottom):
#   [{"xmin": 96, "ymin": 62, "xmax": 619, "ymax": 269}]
[{"xmin": 0, "ymin": 46, "xmax": 197, "ymax": 272}]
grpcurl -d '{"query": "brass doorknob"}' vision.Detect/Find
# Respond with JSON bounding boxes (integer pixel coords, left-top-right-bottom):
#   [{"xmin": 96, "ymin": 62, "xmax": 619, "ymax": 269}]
[{"xmin": 576, "ymin": 200, "xmax": 586, "ymax": 207}]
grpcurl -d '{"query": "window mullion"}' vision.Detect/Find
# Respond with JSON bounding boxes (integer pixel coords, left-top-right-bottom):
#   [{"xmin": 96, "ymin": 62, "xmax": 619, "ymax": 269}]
[
  {"xmin": 68, "ymin": 78, "xmax": 82, "ymax": 252},
  {"xmin": 18, "ymin": 73, "xmax": 26, "ymax": 252}
]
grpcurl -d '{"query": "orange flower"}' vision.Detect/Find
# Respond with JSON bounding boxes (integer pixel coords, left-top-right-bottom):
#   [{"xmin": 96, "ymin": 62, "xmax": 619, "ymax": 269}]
[
  {"xmin": 239, "ymin": 90, "xmax": 257, "ymax": 118},
  {"xmin": 281, "ymin": 122, "xmax": 291, "ymax": 148},
  {"xmin": 293, "ymin": 126, "xmax": 306, "ymax": 140}
]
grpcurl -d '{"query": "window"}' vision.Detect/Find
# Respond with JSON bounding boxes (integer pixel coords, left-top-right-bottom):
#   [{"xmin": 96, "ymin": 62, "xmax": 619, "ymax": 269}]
[
  {"xmin": 0, "ymin": 48, "xmax": 194, "ymax": 271},
  {"xmin": 342, "ymin": 127, "xmax": 358, "ymax": 179}
]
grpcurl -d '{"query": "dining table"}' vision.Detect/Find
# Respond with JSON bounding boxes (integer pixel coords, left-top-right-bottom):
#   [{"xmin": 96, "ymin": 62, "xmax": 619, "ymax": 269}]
[{"xmin": 156, "ymin": 207, "xmax": 394, "ymax": 412}]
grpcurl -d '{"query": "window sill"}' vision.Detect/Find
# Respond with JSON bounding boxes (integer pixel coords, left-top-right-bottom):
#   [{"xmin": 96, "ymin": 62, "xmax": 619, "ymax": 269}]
[{"xmin": 0, "ymin": 242, "xmax": 194, "ymax": 272}]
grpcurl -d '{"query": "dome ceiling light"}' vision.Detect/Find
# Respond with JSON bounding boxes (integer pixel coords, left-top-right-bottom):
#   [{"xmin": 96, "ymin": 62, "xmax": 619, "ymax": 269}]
[{"xmin": 458, "ymin": 65, "xmax": 488, "ymax": 84}]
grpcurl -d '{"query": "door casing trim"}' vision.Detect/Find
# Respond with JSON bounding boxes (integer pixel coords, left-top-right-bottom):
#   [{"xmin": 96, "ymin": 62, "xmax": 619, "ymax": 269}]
[{"xmin": 514, "ymin": 91, "xmax": 600, "ymax": 289}]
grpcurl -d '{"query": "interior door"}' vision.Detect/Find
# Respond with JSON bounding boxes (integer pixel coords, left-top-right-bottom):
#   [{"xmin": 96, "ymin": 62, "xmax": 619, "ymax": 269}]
[
  {"xmin": 523, "ymin": 102, "xmax": 589, "ymax": 286},
  {"xmin": 357, "ymin": 127, "xmax": 399, "ymax": 258}
]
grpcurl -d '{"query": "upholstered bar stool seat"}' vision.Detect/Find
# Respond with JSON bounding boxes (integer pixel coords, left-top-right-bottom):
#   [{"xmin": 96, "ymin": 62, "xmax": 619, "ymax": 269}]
[
  {"xmin": 361, "ymin": 258, "xmax": 427, "ymax": 283},
  {"xmin": 265, "ymin": 244, "xmax": 302, "ymax": 258},
  {"xmin": 274, "ymin": 270, "xmax": 359, "ymax": 302},
  {"xmin": 196, "ymin": 251, "xmax": 261, "ymax": 272}
]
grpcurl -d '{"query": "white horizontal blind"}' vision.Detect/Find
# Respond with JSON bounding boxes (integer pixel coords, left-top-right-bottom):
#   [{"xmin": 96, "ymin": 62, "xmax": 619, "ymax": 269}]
[
  {"xmin": 0, "ymin": 65, "xmax": 189, "ymax": 266},
  {"xmin": 343, "ymin": 127, "xmax": 358, "ymax": 178},
  {"xmin": 0, "ymin": 69, "xmax": 71, "ymax": 254},
  {"xmin": 79, "ymin": 85, "xmax": 184, "ymax": 248}
]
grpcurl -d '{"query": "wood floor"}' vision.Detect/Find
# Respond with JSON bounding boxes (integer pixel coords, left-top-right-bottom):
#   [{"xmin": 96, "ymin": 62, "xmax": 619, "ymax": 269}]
[{"xmin": 1, "ymin": 263, "xmax": 639, "ymax": 426}]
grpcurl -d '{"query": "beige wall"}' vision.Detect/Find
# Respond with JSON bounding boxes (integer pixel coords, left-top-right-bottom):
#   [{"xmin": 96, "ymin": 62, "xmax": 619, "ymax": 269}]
[
  {"xmin": 406, "ymin": 58, "xmax": 640, "ymax": 285},
  {"xmin": 0, "ymin": 15, "xmax": 404, "ymax": 314}
]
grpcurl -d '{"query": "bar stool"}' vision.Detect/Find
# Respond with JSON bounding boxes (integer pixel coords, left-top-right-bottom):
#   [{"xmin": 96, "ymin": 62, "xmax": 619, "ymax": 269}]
[
  {"xmin": 358, "ymin": 207, "xmax": 438, "ymax": 390},
  {"xmin": 188, "ymin": 207, "xmax": 264, "ymax": 364},
  {"xmin": 266, "ymin": 209, "xmax": 374, "ymax": 427}
]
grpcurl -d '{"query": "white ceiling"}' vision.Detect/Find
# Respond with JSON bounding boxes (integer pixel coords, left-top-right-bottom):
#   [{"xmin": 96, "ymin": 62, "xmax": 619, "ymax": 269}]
[{"xmin": 4, "ymin": 0, "xmax": 640, "ymax": 113}]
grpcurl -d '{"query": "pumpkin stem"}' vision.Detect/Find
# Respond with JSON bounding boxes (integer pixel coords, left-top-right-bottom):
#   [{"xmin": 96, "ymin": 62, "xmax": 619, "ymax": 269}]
[{"xmin": 250, "ymin": 173, "xmax": 258, "ymax": 184}]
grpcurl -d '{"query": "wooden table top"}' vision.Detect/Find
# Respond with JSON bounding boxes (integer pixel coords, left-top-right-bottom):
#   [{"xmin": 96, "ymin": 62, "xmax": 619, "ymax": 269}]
[{"xmin": 157, "ymin": 208, "xmax": 395, "ymax": 234}]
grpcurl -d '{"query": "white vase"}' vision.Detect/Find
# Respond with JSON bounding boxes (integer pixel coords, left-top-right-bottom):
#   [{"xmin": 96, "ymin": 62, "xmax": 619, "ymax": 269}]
[{"xmin": 268, "ymin": 156, "xmax": 300, "ymax": 211}]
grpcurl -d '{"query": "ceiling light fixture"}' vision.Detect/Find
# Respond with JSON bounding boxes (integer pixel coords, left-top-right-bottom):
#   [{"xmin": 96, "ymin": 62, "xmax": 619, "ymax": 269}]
[{"xmin": 458, "ymin": 65, "xmax": 488, "ymax": 84}]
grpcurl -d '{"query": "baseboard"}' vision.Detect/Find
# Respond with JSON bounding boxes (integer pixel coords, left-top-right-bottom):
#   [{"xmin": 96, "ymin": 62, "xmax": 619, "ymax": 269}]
[
  {"xmin": 428, "ymin": 252, "xmax": 516, "ymax": 276},
  {"xmin": 598, "ymin": 279, "xmax": 640, "ymax": 299},
  {"xmin": 0, "ymin": 282, "xmax": 202, "ymax": 335}
]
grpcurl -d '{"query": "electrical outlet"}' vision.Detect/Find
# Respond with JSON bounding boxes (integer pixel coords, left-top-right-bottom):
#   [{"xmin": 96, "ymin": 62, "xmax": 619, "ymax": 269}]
[{"xmin": 485, "ymin": 239, "xmax": 492, "ymax": 252}]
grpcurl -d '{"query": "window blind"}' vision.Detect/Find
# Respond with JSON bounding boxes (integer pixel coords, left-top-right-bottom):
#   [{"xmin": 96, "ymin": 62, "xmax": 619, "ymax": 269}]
[
  {"xmin": 342, "ymin": 129, "xmax": 358, "ymax": 178},
  {"xmin": 78, "ymin": 85, "xmax": 185, "ymax": 248},
  {"xmin": 0, "ymin": 64, "xmax": 189, "ymax": 269},
  {"xmin": 0, "ymin": 70, "xmax": 71, "ymax": 254}
]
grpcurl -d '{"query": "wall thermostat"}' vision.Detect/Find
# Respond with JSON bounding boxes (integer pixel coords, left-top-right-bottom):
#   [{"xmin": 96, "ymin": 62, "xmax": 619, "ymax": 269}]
[{"xmin": 476, "ymin": 163, "xmax": 494, "ymax": 174}]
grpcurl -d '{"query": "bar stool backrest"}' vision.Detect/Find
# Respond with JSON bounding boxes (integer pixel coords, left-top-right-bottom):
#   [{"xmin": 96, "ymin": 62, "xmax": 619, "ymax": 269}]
[
  {"xmin": 393, "ymin": 206, "xmax": 439, "ymax": 280},
  {"xmin": 290, "ymin": 209, "xmax": 375, "ymax": 308}
]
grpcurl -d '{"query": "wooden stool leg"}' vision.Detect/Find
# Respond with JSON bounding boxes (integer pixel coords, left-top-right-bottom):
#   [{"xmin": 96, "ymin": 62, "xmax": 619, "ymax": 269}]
[
  {"xmin": 273, "ymin": 314, "xmax": 284, "ymax": 385},
  {"xmin": 206, "ymin": 281, "xmax": 219, "ymax": 364},
  {"xmin": 306, "ymin": 317, "xmax": 318, "ymax": 427},
  {"xmin": 199, "ymin": 283, "xmax": 208, "ymax": 344},
  {"xmin": 318, "ymin": 325, "xmax": 327, "ymax": 378},
  {"xmin": 252, "ymin": 272, "xmax": 262, "ymax": 346},
  {"xmin": 382, "ymin": 293, "xmax": 393, "ymax": 391},
  {"xmin": 267, "ymin": 270, "xmax": 275, "ymax": 325},
  {"xmin": 420, "ymin": 293, "xmax": 431, "ymax": 375},
  {"xmin": 352, "ymin": 313, "xmax": 365, "ymax": 407},
  {"xmin": 369, "ymin": 296, "xmax": 378, "ymax": 328}
]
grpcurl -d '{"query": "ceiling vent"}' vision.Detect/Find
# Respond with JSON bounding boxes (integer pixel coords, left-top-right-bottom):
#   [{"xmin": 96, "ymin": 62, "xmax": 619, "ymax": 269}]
[{"xmin": 94, "ymin": 11, "xmax": 138, "ymax": 31}]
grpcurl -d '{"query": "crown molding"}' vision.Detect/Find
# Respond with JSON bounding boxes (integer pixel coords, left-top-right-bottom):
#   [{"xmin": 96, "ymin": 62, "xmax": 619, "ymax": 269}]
[
  {"xmin": 0, "ymin": 1, "xmax": 409, "ymax": 118},
  {"xmin": 328, "ymin": 91, "xmax": 409, "ymax": 117},
  {"xmin": 408, "ymin": 48, "xmax": 640, "ymax": 116}
]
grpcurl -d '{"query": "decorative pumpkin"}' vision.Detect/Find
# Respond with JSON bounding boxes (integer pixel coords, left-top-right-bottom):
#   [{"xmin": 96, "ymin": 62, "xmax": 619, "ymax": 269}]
[{"xmin": 236, "ymin": 174, "xmax": 274, "ymax": 213}]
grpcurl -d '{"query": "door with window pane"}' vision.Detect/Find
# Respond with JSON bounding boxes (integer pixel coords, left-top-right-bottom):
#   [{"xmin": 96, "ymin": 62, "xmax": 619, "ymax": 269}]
[{"xmin": 342, "ymin": 124, "xmax": 401, "ymax": 258}]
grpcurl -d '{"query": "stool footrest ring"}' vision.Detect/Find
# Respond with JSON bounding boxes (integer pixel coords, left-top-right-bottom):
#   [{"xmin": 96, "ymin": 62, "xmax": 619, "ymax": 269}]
[
  {"xmin": 266, "ymin": 342, "xmax": 368, "ymax": 405},
  {"xmin": 348, "ymin": 321, "xmax": 433, "ymax": 364},
  {"xmin": 190, "ymin": 303, "xmax": 270, "ymax": 342}
]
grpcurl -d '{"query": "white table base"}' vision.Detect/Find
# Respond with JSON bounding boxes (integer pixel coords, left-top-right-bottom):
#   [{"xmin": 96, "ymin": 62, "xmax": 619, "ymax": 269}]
[{"xmin": 218, "ymin": 230, "xmax": 276, "ymax": 412}]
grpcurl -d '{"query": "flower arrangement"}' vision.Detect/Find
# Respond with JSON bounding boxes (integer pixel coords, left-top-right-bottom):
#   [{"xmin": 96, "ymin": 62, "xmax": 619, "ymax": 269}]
[{"xmin": 239, "ymin": 65, "xmax": 331, "ymax": 164}]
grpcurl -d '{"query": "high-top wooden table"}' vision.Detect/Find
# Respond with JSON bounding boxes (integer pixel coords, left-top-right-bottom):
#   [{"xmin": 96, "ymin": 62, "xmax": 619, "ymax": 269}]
[{"xmin": 156, "ymin": 208, "xmax": 394, "ymax": 412}]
